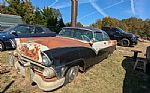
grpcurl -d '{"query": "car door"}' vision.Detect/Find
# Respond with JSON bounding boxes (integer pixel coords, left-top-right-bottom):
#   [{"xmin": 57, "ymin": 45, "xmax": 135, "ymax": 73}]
[
  {"xmin": 13, "ymin": 25, "xmax": 34, "ymax": 38},
  {"xmin": 34, "ymin": 27, "xmax": 52, "ymax": 37},
  {"xmin": 92, "ymin": 31, "xmax": 110, "ymax": 61}
]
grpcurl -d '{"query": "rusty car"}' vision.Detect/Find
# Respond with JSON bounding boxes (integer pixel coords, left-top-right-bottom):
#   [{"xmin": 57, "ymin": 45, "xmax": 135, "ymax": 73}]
[{"xmin": 9, "ymin": 27, "xmax": 117, "ymax": 91}]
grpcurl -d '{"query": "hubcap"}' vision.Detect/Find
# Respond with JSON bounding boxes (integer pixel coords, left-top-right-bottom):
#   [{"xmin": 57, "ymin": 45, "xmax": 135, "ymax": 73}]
[
  {"xmin": 122, "ymin": 40, "xmax": 128, "ymax": 46},
  {"xmin": 0, "ymin": 44, "xmax": 3, "ymax": 50},
  {"xmin": 69, "ymin": 67, "xmax": 77, "ymax": 81}
]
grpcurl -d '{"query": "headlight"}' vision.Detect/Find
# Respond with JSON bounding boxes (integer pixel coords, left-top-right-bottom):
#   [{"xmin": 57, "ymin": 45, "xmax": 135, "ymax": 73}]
[
  {"xmin": 41, "ymin": 53, "xmax": 53, "ymax": 67},
  {"xmin": 43, "ymin": 68, "xmax": 56, "ymax": 78}
]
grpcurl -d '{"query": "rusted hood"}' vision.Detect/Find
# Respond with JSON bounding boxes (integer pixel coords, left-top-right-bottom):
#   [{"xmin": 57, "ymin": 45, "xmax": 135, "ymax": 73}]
[
  {"xmin": 16, "ymin": 36, "xmax": 90, "ymax": 62},
  {"xmin": 18, "ymin": 36, "xmax": 90, "ymax": 49}
]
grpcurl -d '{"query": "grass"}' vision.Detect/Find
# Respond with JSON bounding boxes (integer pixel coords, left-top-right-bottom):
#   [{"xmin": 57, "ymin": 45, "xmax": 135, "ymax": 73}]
[{"xmin": 0, "ymin": 42, "xmax": 150, "ymax": 93}]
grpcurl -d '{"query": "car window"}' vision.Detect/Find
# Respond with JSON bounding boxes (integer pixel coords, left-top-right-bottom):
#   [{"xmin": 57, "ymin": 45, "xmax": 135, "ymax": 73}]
[
  {"xmin": 74, "ymin": 29, "xmax": 93, "ymax": 42},
  {"xmin": 108, "ymin": 28, "xmax": 116, "ymax": 35},
  {"xmin": 59, "ymin": 29, "xmax": 73, "ymax": 37},
  {"xmin": 94, "ymin": 32, "xmax": 103, "ymax": 41},
  {"xmin": 102, "ymin": 31, "xmax": 110, "ymax": 41},
  {"xmin": 42, "ymin": 27, "xmax": 52, "ymax": 33},
  {"xmin": 59, "ymin": 28, "xmax": 93, "ymax": 42},
  {"xmin": 14, "ymin": 25, "xmax": 34, "ymax": 34},
  {"xmin": 35, "ymin": 27, "xmax": 45, "ymax": 33}
]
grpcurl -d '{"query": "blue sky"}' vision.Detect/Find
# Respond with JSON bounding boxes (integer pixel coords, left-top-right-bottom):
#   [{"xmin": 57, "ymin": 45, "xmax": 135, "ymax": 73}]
[{"xmin": 21, "ymin": 0, "xmax": 150, "ymax": 25}]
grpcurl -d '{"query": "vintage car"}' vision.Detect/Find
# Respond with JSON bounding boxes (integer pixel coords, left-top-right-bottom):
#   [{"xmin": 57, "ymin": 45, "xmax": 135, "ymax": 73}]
[{"xmin": 10, "ymin": 27, "xmax": 117, "ymax": 91}]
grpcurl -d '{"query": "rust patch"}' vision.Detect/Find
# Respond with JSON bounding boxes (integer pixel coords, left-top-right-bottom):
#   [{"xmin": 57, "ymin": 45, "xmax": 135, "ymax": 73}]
[
  {"xmin": 18, "ymin": 44, "xmax": 40, "ymax": 62},
  {"xmin": 35, "ymin": 71, "xmax": 57, "ymax": 82},
  {"xmin": 18, "ymin": 36, "xmax": 91, "ymax": 49}
]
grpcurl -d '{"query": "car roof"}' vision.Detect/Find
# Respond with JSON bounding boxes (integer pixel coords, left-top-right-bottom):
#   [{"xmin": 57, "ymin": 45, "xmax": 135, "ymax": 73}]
[
  {"xmin": 63, "ymin": 27, "xmax": 103, "ymax": 33},
  {"xmin": 16, "ymin": 24, "xmax": 46, "ymax": 28}
]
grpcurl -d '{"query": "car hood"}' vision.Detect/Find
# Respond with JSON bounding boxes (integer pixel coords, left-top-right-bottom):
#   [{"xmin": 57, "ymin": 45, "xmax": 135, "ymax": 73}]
[
  {"xmin": 16, "ymin": 36, "xmax": 91, "ymax": 62},
  {"xmin": 123, "ymin": 32, "xmax": 136, "ymax": 37},
  {"xmin": 0, "ymin": 31, "xmax": 8, "ymax": 36}
]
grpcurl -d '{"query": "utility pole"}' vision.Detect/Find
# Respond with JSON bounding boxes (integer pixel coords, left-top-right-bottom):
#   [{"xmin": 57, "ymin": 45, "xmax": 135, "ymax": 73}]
[{"xmin": 71, "ymin": 0, "xmax": 78, "ymax": 27}]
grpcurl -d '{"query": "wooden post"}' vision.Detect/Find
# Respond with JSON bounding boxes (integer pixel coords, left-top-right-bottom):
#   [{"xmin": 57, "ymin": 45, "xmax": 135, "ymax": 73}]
[
  {"xmin": 24, "ymin": 62, "xmax": 31, "ymax": 82},
  {"xmin": 71, "ymin": 0, "xmax": 78, "ymax": 27}
]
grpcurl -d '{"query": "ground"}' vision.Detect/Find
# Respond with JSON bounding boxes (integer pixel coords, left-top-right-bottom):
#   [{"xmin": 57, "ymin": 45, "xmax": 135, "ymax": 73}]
[{"xmin": 0, "ymin": 42, "xmax": 150, "ymax": 93}]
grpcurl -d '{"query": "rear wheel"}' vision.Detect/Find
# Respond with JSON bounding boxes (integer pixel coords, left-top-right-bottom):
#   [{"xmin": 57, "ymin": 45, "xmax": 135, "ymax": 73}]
[
  {"xmin": 64, "ymin": 66, "xmax": 79, "ymax": 85},
  {"xmin": 0, "ymin": 41, "xmax": 4, "ymax": 51},
  {"xmin": 120, "ymin": 38, "xmax": 130, "ymax": 47}
]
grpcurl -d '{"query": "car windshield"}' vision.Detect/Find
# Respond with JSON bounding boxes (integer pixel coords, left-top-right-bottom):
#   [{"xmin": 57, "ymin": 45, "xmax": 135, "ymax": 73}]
[
  {"xmin": 2, "ymin": 25, "xmax": 16, "ymax": 32},
  {"xmin": 117, "ymin": 28, "xmax": 125, "ymax": 33},
  {"xmin": 59, "ymin": 28, "xmax": 93, "ymax": 42},
  {"xmin": 42, "ymin": 27, "xmax": 52, "ymax": 33}
]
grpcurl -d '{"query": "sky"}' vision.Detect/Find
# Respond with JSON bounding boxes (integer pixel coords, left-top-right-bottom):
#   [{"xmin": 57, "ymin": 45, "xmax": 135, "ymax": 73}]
[{"xmin": 8, "ymin": 0, "xmax": 150, "ymax": 25}]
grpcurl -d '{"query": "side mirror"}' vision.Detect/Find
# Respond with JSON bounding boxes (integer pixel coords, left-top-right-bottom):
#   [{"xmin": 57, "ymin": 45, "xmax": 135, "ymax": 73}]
[
  {"xmin": 89, "ymin": 38, "xmax": 95, "ymax": 46},
  {"xmin": 10, "ymin": 31, "xmax": 17, "ymax": 35}
]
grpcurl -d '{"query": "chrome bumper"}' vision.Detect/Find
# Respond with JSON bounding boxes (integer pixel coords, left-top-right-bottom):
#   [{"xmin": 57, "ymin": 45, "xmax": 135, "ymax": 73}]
[
  {"xmin": 33, "ymin": 73, "xmax": 65, "ymax": 91},
  {"xmin": 14, "ymin": 56, "xmax": 65, "ymax": 91}
]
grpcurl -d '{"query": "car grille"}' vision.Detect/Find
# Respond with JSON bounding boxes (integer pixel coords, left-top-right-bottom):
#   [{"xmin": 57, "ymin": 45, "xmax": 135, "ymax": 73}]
[
  {"xmin": 31, "ymin": 64, "xmax": 44, "ymax": 72},
  {"xmin": 19, "ymin": 56, "xmax": 44, "ymax": 72}
]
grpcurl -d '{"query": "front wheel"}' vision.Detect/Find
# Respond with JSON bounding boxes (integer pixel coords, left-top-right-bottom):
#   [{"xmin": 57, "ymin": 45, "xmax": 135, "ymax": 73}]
[
  {"xmin": 0, "ymin": 41, "xmax": 4, "ymax": 51},
  {"xmin": 120, "ymin": 38, "xmax": 130, "ymax": 47},
  {"xmin": 64, "ymin": 66, "xmax": 79, "ymax": 85}
]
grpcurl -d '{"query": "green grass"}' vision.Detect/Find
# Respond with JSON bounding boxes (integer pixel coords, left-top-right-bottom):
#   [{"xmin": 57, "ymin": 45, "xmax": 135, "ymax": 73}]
[{"xmin": 0, "ymin": 42, "xmax": 150, "ymax": 93}]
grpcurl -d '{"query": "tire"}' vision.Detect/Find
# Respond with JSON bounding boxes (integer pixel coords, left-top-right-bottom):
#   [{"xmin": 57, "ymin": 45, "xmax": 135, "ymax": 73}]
[
  {"xmin": 120, "ymin": 38, "xmax": 130, "ymax": 47},
  {"xmin": 0, "ymin": 41, "xmax": 4, "ymax": 51},
  {"xmin": 64, "ymin": 66, "xmax": 79, "ymax": 85}
]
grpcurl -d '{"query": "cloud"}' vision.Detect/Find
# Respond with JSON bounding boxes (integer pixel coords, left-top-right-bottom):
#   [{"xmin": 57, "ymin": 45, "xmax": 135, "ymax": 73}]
[
  {"xmin": 51, "ymin": 3, "xmax": 70, "ymax": 9},
  {"xmin": 89, "ymin": 0, "xmax": 108, "ymax": 17},
  {"xmin": 78, "ymin": 11, "xmax": 97, "ymax": 21},
  {"xmin": 103, "ymin": 0, "xmax": 125, "ymax": 10},
  {"xmin": 134, "ymin": 0, "xmax": 149, "ymax": 19},
  {"xmin": 130, "ymin": 0, "xmax": 136, "ymax": 15},
  {"xmin": 51, "ymin": 0, "xmax": 90, "ymax": 9},
  {"xmin": 79, "ymin": 0, "xmax": 125, "ymax": 20},
  {"xmin": 49, "ymin": 0, "xmax": 58, "ymax": 7}
]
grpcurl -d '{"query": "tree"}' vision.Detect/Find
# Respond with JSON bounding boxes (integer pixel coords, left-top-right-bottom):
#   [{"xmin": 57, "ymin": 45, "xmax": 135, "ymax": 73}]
[
  {"xmin": 22, "ymin": 0, "xmax": 34, "ymax": 24},
  {"xmin": 90, "ymin": 19, "xmax": 102, "ymax": 28},
  {"xmin": 122, "ymin": 17, "xmax": 144, "ymax": 34},
  {"xmin": 3, "ymin": 0, "xmax": 34, "ymax": 24},
  {"xmin": 33, "ymin": 8, "xmax": 44, "ymax": 25},
  {"xmin": 102, "ymin": 17, "xmax": 119, "ymax": 27},
  {"xmin": 65, "ymin": 22, "xmax": 71, "ymax": 27},
  {"xmin": 65, "ymin": 22, "xmax": 83, "ymax": 27},
  {"xmin": 76, "ymin": 22, "xmax": 83, "ymax": 27}
]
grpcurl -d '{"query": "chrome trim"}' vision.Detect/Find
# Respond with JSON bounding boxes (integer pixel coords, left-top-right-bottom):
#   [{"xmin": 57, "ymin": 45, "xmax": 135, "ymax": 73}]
[{"xmin": 33, "ymin": 73, "xmax": 65, "ymax": 91}]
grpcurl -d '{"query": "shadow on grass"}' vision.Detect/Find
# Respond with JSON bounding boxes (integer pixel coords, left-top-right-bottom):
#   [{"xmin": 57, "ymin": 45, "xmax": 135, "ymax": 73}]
[
  {"xmin": 122, "ymin": 56, "xmax": 150, "ymax": 93},
  {"xmin": 1, "ymin": 80, "xmax": 15, "ymax": 93}
]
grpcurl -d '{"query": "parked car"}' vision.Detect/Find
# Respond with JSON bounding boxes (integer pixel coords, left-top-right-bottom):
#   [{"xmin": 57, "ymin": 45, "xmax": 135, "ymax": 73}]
[
  {"xmin": 0, "ymin": 24, "xmax": 56, "ymax": 51},
  {"xmin": 10, "ymin": 27, "xmax": 117, "ymax": 91},
  {"xmin": 101, "ymin": 27, "xmax": 138, "ymax": 47},
  {"xmin": 0, "ymin": 13, "xmax": 23, "ymax": 31}
]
